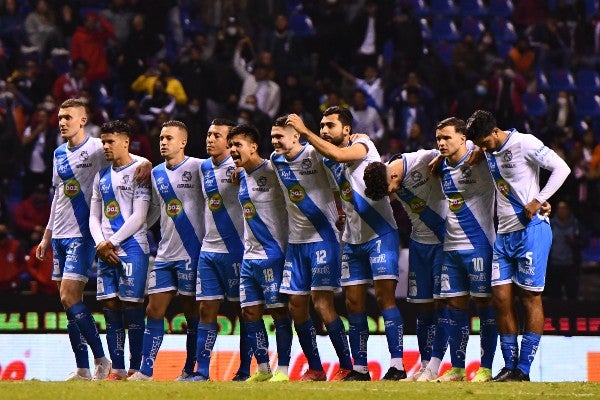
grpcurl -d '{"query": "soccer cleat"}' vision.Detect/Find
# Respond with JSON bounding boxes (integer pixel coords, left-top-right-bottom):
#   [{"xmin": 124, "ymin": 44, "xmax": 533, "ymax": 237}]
[
  {"xmin": 300, "ymin": 369, "xmax": 327, "ymax": 381},
  {"xmin": 268, "ymin": 370, "xmax": 290, "ymax": 382},
  {"xmin": 492, "ymin": 367, "xmax": 514, "ymax": 382},
  {"xmin": 247, "ymin": 371, "xmax": 273, "ymax": 382},
  {"xmin": 330, "ymin": 368, "xmax": 352, "ymax": 381},
  {"xmin": 231, "ymin": 371, "xmax": 251, "ymax": 381},
  {"xmin": 93, "ymin": 358, "xmax": 112, "ymax": 380},
  {"xmin": 401, "ymin": 366, "xmax": 426, "ymax": 381},
  {"xmin": 381, "ymin": 367, "xmax": 408, "ymax": 381},
  {"xmin": 66, "ymin": 371, "xmax": 92, "ymax": 381},
  {"xmin": 511, "ymin": 369, "xmax": 530, "ymax": 382},
  {"xmin": 470, "ymin": 367, "xmax": 492, "ymax": 382},
  {"xmin": 342, "ymin": 370, "xmax": 371, "ymax": 381},
  {"xmin": 127, "ymin": 370, "xmax": 138, "ymax": 378},
  {"xmin": 416, "ymin": 367, "xmax": 439, "ymax": 382},
  {"xmin": 127, "ymin": 371, "xmax": 153, "ymax": 381},
  {"xmin": 107, "ymin": 371, "xmax": 127, "ymax": 381},
  {"xmin": 180, "ymin": 372, "xmax": 210, "ymax": 381},
  {"xmin": 436, "ymin": 367, "xmax": 466, "ymax": 382},
  {"xmin": 175, "ymin": 370, "xmax": 192, "ymax": 381}
]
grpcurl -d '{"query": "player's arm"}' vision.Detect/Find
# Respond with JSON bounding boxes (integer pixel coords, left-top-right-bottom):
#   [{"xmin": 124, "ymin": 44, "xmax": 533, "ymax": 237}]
[
  {"xmin": 89, "ymin": 176, "xmax": 120, "ymax": 265},
  {"xmin": 108, "ymin": 183, "xmax": 151, "ymax": 247},
  {"xmin": 36, "ymin": 187, "xmax": 58, "ymax": 261},
  {"xmin": 131, "ymin": 156, "xmax": 153, "ymax": 184},
  {"xmin": 146, "ymin": 179, "xmax": 161, "ymax": 227}
]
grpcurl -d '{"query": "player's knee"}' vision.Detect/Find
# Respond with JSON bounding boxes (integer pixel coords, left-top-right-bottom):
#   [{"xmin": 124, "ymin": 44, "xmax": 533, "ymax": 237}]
[
  {"xmin": 241, "ymin": 306, "xmax": 261, "ymax": 322},
  {"xmin": 344, "ymin": 294, "xmax": 362, "ymax": 313}
]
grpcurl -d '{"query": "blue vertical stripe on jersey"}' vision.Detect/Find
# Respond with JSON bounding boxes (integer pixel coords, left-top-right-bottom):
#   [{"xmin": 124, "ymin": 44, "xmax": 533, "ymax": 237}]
[
  {"xmin": 55, "ymin": 144, "xmax": 91, "ymax": 237},
  {"xmin": 323, "ymin": 158, "xmax": 396, "ymax": 236},
  {"xmin": 98, "ymin": 166, "xmax": 144, "ymax": 254},
  {"xmin": 272, "ymin": 154, "xmax": 338, "ymax": 244},
  {"xmin": 487, "ymin": 155, "xmax": 531, "ymax": 227},
  {"xmin": 201, "ymin": 159, "xmax": 244, "ymax": 253},
  {"xmin": 238, "ymin": 172, "xmax": 284, "ymax": 258},
  {"xmin": 152, "ymin": 165, "xmax": 202, "ymax": 259},
  {"xmin": 396, "ymin": 187, "xmax": 446, "ymax": 242}
]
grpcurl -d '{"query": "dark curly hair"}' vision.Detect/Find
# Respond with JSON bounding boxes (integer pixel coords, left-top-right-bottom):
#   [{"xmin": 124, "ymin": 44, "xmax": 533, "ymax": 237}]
[
  {"xmin": 363, "ymin": 161, "xmax": 388, "ymax": 201},
  {"xmin": 465, "ymin": 110, "xmax": 496, "ymax": 143}
]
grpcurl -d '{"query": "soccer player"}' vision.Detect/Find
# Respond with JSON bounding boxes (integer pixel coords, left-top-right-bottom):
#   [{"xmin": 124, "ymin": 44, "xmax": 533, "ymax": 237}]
[
  {"xmin": 286, "ymin": 108, "xmax": 404, "ymax": 381},
  {"xmin": 429, "ymin": 117, "xmax": 498, "ymax": 382},
  {"xmin": 128, "ymin": 120, "xmax": 205, "ymax": 381},
  {"xmin": 228, "ymin": 124, "xmax": 293, "ymax": 382},
  {"xmin": 89, "ymin": 120, "xmax": 151, "ymax": 380},
  {"xmin": 465, "ymin": 110, "xmax": 571, "ymax": 382},
  {"xmin": 363, "ymin": 148, "xmax": 450, "ymax": 381},
  {"xmin": 36, "ymin": 98, "xmax": 150, "ymax": 380},
  {"xmin": 271, "ymin": 116, "xmax": 352, "ymax": 381},
  {"xmin": 191, "ymin": 119, "xmax": 250, "ymax": 381}
]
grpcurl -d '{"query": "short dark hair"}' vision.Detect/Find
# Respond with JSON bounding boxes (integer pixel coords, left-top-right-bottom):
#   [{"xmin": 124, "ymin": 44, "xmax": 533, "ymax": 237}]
[
  {"xmin": 323, "ymin": 106, "xmax": 353, "ymax": 129},
  {"xmin": 465, "ymin": 110, "xmax": 497, "ymax": 142},
  {"xmin": 228, "ymin": 123, "xmax": 261, "ymax": 149},
  {"xmin": 363, "ymin": 161, "xmax": 388, "ymax": 201},
  {"xmin": 210, "ymin": 118, "xmax": 236, "ymax": 128},
  {"xmin": 436, "ymin": 117, "xmax": 466, "ymax": 134},
  {"xmin": 100, "ymin": 120, "xmax": 131, "ymax": 137},
  {"xmin": 273, "ymin": 115, "xmax": 288, "ymax": 127},
  {"xmin": 60, "ymin": 98, "xmax": 87, "ymax": 109}
]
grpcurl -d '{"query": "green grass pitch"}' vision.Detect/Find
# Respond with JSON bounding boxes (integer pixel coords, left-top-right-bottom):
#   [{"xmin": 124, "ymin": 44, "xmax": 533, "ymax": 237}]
[{"xmin": 1, "ymin": 381, "xmax": 599, "ymax": 400}]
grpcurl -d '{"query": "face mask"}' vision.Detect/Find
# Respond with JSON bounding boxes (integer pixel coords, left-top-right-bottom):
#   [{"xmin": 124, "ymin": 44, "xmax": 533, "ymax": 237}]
[
  {"xmin": 226, "ymin": 27, "xmax": 237, "ymax": 36},
  {"xmin": 237, "ymin": 117, "xmax": 249, "ymax": 125},
  {"xmin": 475, "ymin": 85, "xmax": 487, "ymax": 96},
  {"xmin": 188, "ymin": 105, "xmax": 200, "ymax": 113},
  {"xmin": 557, "ymin": 97, "xmax": 568, "ymax": 106},
  {"xmin": 482, "ymin": 36, "xmax": 492, "ymax": 45},
  {"xmin": 43, "ymin": 101, "xmax": 55, "ymax": 111}
]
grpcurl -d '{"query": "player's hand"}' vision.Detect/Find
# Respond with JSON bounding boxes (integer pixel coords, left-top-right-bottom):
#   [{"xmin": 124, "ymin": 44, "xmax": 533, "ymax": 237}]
[
  {"xmin": 540, "ymin": 201, "xmax": 551, "ymax": 217},
  {"xmin": 96, "ymin": 241, "xmax": 120, "ymax": 266},
  {"xmin": 465, "ymin": 146, "xmax": 485, "ymax": 166},
  {"xmin": 286, "ymin": 114, "xmax": 310, "ymax": 136},
  {"xmin": 36, "ymin": 230, "xmax": 51, "ymax": 261},
  {"xmin": 349, "ymin": 133, "xmax": 370, "ymax": 142},
  {"xmin": 524, "ymin": 199, "xmax": 543, "ymax": 220},
  {"xmin": 134, "ymin": 160, "xmax": 152, "ymax": 184},
  {"xmin": 231, "ymin": 167, "xmax": 243, "ymax": 185},
  {"xmin": 335, "ymin": 213, "xmax": 346, "ymax": 231},
  {"xmin": 428, "ymin": 154, "xmax": 443, "ymax": 176}
]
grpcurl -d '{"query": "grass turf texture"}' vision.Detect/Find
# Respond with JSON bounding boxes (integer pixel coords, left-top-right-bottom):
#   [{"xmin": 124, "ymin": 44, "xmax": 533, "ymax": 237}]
[{"xmin": 1, "ymin": 381, "xmax": 598, "ymax": 400}]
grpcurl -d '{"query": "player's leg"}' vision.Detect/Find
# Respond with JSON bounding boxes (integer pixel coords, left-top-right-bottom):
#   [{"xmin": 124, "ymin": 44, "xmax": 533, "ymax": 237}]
[
  {"xmin": 97, "ymin": 260, "xmax": 124, "ymax": 380},
  {"xmin": 175, "ymin": 258, "xmax": 199, "ymax": 380},
  {"xmin": 242, "ymin": 303, "xmax": 271, "ymax": 380},
  {"xmin": 270, "ymin": 306, "xmax": 292, "ymax": 381}
]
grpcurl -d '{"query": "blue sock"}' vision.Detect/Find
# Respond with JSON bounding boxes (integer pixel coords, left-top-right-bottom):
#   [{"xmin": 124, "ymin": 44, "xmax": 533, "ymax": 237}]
[
  {"xmin": 66, "ymin": 302, "xmax": 105, "ymax": 359},
  {"xmin": 447, "ymin": 308, "xmax": 469, "ymax": 369},
  {"xmin": 183, "ymin": 317, "xmax": 199, "ymax": 374},
  {"xmin": 431, "ymin": 307, "xmax": 449, "ymax": 360},
  {"xmin": 325, "ymin": 317, "xmax": 352, "ymax": 370},
  {"xmin": 294, "ymin": 319, "xmax": 323, "ymax": 371},
  {"xmin": 140, "ymin": 318, "xmax": 164, "ymax": 377},
  {"xmin": 196, "ymin": 322, "xmax": 218, "ymax": 378},
  {"xmin": 273, "ymin": 317, "xmax": 292, "ymax": 367},
  {"xmin": 244, "ymin": 320, "xmax": 269, "ymax": 365},
  {"xmin": 499, "ymin": 333, "xmax": 519, "ymax": 370},
  {"xmin": 67, "ymin": 319, "xmax": 89, "ymax": 369},
  {"xmin": 381, "ymin": 307, "xmax": 404, "ymax": 359},
  {"xmin": 477, "ymin": 305, "xmax": 498, "ymax": 369},
  {"xmin": 237, "ymin": 320, "xmax": 252, "ymax": 376},
  {"xmin": 123, "ymin": 307, "xmax": 145, "ymax": 371},
  {"xmin": 103, "ymin": 308, "xmax": 125, "ymax": 370},
  {"xmin": 517, "ymin": 332, "xmax": 541, "ymax": 375},
  {"xmin": 416, "ymin": 310, "xmax": 436, "ymax": 362},
  {"xmin": 347, "ymin": 312, "xmax": 368, "ymax": 368}
]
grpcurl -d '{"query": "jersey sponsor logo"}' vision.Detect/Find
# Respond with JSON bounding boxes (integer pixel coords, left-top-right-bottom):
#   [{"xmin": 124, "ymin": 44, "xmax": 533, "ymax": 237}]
[
  {"xmin": 447, "ymin": 193, "xmax": 465, "ymax": 212},
  {"xmin": 208, "ymin": 193, "xmax": 223, "ymax": 211},
  {"xmin": 496, "ymin": 178, "xmax": 511, "ymax": 197},
  {"xmin": 340, "ymin": 181, "xmax": 353, "ymax": 202},
  {"xmin": 63, "ymin": 178, "xmax": 81, "ymax": 198},
  {"xmin": 166, "ymin": 198, "xmax": 183, "ymax": 217},
  {"xmin": 104, "ymin": 199, "xmax": 120, "ymax": 219},
  {"xmin": 369, "ymin": 253, "xmax": 387, "ymax": 264},
  {"xmin": 242, "ymin": 201, "xmax": 256, "ymax": 219},
  {"xmin": 408, "ymin": 197, "xmax": 426, "ymax": 214},
  {"xmin": 288, "ymin": 184, "xmax": 306, "ymax": 203}
]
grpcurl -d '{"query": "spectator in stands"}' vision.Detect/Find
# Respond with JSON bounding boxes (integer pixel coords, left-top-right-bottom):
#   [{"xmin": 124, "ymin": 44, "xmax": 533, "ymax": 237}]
[
  {"xmin": 0, "ymin": 223, "xmax": 26, "ymax": 292},
  {"xmin": 403, "ymin": 122, "xmax": 434, "ymax": 153},
  {"xmin": 21, "ymin": 107, "xmax": 57, "ymax": 197},
  {"xmin": 319, "ymin": 89, "xmax": 349, "ymax": 114},
  {"xmin": 547, "ymin": 90, "xmax": 576, "ymax": 130},
  {"xmin": 266, "ymin": 14, "xmax": 308, "ymax": 83},
  {"xmin": 24, "ymin": 0, "xmax": 64, "ymax": 60},
  {"xmin": 350, "ymin": 88, "xmax": 385, "ymax": 147},
  {"xmin": 452, "ymin": 34, "xmax": 481, "ymax": 76},
  {"xmin": 55, "ymin": 3, "xmax": 79, "ymax": 46},
  {"xmin": 330, "ymin": 61, "xmax": 384, "ymax": 111},
  {"xmin": 100, "ymin": 0, "xmax": 134, "ymax": 49},
  {"xmin": 389, "ymin": 86, "xmax": 431, "ymax": 143},
  {"xmin": 14, "ymin": 182, "xmax": 51, "ymax": 250},
  {"xmin": 176, "ymin": 43, "xmax": 214, "ymax": 123},
  {"xmin": 348, "ymin": 0, "xmax": 387, "ymax": 74},
  {"xmin": 529, "ymin": 17, "xmax": 572, "ymax": 69},
  {"xmin": 51, "ymin": 58, "xmax": 89, "ymax": 105},
  {"xmin": 123, "ymin": 114, "xmax": 152, "ymax": 162},
  {"xmin": 449, "ymin": 79, "xmax": 493, "ymax": 121},
  {"xmin": 71, "ymin": 10, "xmax": 115, "ymax": 84},
  {"xmin": 0, "ymin": 101, "xmax": 21, "ymax": 191},
  {"xmin": 508, "ymin": 37, "xmax": 536, "ymax": 76},
  {"xmin": 0, "ymin": 0, "xmax": 28, "ymax": 59},
  {"xmin": 389, "ymin": 5, "xmax": 423, "ymax": 74},
  {"xmin": 8, "ymin": 59, "xmax": 53, "ymax": 107},
  {"xmin": 488, "ymin": 64, "xmax": 527, "ymax": 131},
  {"xmin": 546, "ymin": 201, "xmax": 586, "ymax": 300},
  {"xmin": 138, "ymin": 77, "xmax": 176, "ymax": 124},
  {"xmin": 131, "ymin": 59, "xmax": 188, "ymax": 106},
  {"xmin": 26, "ymin": 243, "xmax": 57, "ymax": 294}
]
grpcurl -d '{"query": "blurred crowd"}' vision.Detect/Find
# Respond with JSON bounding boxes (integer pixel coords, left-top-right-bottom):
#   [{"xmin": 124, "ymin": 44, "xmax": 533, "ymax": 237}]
[{"xmin": 1, "ymin": 0, "xmax": 599, "ymax": 300}]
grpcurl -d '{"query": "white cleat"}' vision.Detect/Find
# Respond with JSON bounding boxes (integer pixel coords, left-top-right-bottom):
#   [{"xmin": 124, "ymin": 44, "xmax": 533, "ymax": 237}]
[
  {"xmin": 415, "ymin": 367, "xmax": 439, "ymax": 382},
  {"xmin": 66, "ymin": 370, "xmax": 92, "ymax": 381},
  {"xmin": 402, "ymin": 366, "xmax": 427, "ymax": 381},
  {"xmin": 93, "ymin": 357, "xmax": 112, "ymax": 380},
  {"xmin": 127, "ymin": 371, "xmax": 153, "ymax": 381},
  {"xmin": 175, "ymin": 370, "xmax": 191, "ymax": 381}
]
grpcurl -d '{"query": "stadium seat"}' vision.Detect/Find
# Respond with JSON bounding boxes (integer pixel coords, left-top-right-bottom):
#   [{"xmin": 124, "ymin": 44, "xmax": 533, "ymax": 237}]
[
  {"xmin": 548, "ymin": 69, "xmax": 577, "ymax": 93},
  {"xmin": 522, "ymin": 92, "xmax": 548, "ymax": 117},
  {"xmin": 575, "ymin": 94, "xmax": 600, "ymax": 118},
  {"xmin": 576, "ymin": 69, "xmax": 600, "ymax": 94},
  {"xmin": 536, "ymin": 70, "xmax": 551, "ymax": 92},
  {"xmin": 458, "ymin": 0, "xmax": 488, "ymax": 17},
  {"xmin": 460, "ymin": 16, "xmax": 485, "ymax": 41},
  {"xmin": 428, "ymin": 0, "xmax": 459, "ymax": 16},
  {"xmin": 434, "ymin": 41, "xmax": 456, "ymax": 66},
  {"xmin": 488, "ymin": 0, "xmax": 514, "ymax": 18},
  {"xmin": 408, "ymin": 0, "xmax": 430, "ymax": 17},
  {"xmin": 489, "ymin": 18, "xmax": 517, "ymax": 44},
  {"xmin": 496, "ymin": 42, "xmax": 513, "ymax": 58},
  {"xmin": 420, "ymin": 18, "xmax": 432, "ymax": 43},
  {"xmin": 431, "ymin": 18, "xmax": 460, "ymax": 42},
  {"xmin": 585, "ymin": 0, "xmax": 599, "ymax": 18}
]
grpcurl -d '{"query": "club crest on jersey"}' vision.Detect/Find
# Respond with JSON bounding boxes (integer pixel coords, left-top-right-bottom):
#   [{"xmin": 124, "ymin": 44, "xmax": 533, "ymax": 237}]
[
  {"xmin": 257, "ymin": 176, "xmax": 267, "ymax": 187},
  {"xmin": 63, "ymin": 178, "xmax": 81, "ymax": 198},
  {"xmin": 447, "ymin": 193, "xmax": 465, "ymax": 212},
  {"xmin": 104, "ymin": 200, "xmax": 120, "ymax": 219},
  {"xmin": 301, "ymin": 158, "xmax": 312, "ymax": 170},
  {"xmin": 288, "ymin": 184, "xmax": 306, "ymax": 203},
  {"xmin": 242, "ymin": 201, "xmax": 256, "ymax": 219},
  {"xmin": 340, "ymin": 181, "xmax": 353, "ymax": 202},
  {"xmin": 182, "ymin": 171, "xmax": 192, "ymax": 181},
  {"xmin": 502, "ymin": 150, "xmax": 513, "ymax": 162},
  {"xmin": 458, "ymin": 165, "xmax": 475, "ymax": 184},
  {"xmin": 79, "ymin": 151, "xmax": 89, "ymax": 162},
  {"xmin": 166, "ymin": 198, "xmax": 183, "ymax": 217},
  {"xmin": 208, "ymin": 193, "xmax": 223, "ymax": 211},
  {"xmin": 121, "ymin": 175, "xmax": 130, "ymax": 185},
  {"xmin": 409, "ymin": 196, "xmax": 426, "ymax": 214},
  {"xmin": 411, "ymin": 170, "xmax": 423, "ymax": 182},
  {"xmin": 496, "ymin": 178, "xmax": 511, "ymax": 197}
]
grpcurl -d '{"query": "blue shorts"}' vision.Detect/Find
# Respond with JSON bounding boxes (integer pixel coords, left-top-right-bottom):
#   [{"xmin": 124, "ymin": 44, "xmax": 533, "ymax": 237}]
[
  {"xmin": 407, "ymin": 240, "xmax": 444, "ymax": 303},
  {"xmin": 240, "ymin": 258, "xmax": 287, "ymax": 309},
  {"xmin": 51, "ymin": 237, "xmax": 96, "ymax": 282},
  {"xmin": 341, "ymin": 231, "xmax": 399, "ymax": 286},
  {"xmin": 196, "ymin": 251, "xmax": 242, "ymax": 301},
  {"xmin": 280, "ymin": 241, "xmax": 341, "ymax": 295},
  {"xmin": 492, "ymin": 220, "xmax": 552, "ymax": 292},
  {"xmin": 439, "ymin": 245, "xmax": 493, "ymax": 298},
  {"xmin": 97, "ymin": 253, "xmax": 150, "ymax": 303},
  {"xmin": 148, "ymin": 259, "xmax": 197, "ymax": 296}
]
